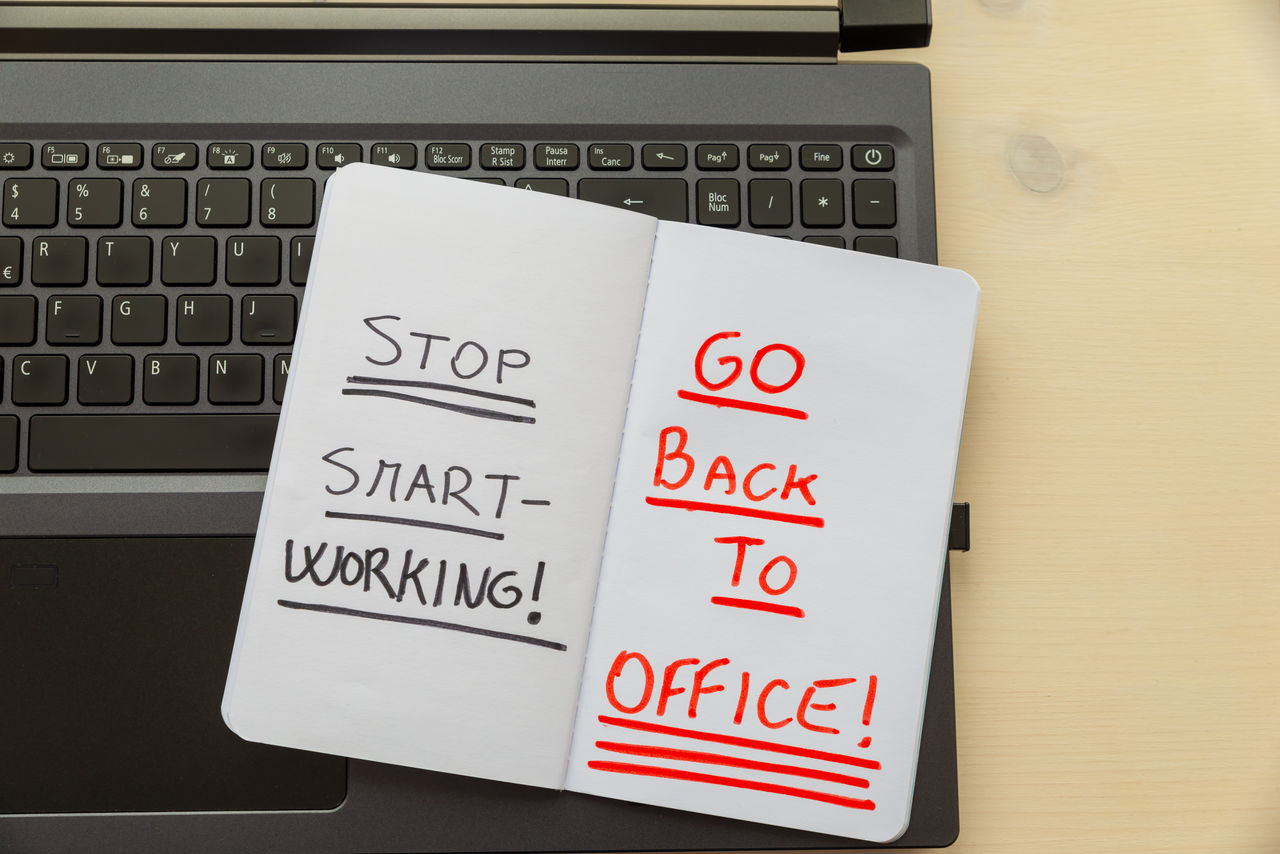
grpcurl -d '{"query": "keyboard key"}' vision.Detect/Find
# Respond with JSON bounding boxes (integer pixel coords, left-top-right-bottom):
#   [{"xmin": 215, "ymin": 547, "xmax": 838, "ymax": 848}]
[
  {"xmin": 642, "ymin": 144, "xmax": 686, "ymax": 170},
  {"xmin": 67, "ymin": 178, "xmax": 123, "ymax": 227},
  {"xmin": 0, "ymin": 237, "xmax": 21, "ymax": 284},
  {"xmin": 97, "ymin": 236, "xmax": 152, "ymax": 286},
  {"xmin": 97, "ymin": 143, "xmax": 143, "ymax": 170},
  {"xmin": 852, "ymin": 144, "xmax": 894, "ymax": 171},
  {"xmin": 800, "ymin": 179, "xmax": 844, "ymax": 227},
  {"xmin": 696, "ymin": 144, "xmax": 738, "ymax": 170},
  {"xmin": 143, "ymin": 354, "xmax": 199, "ymax": 404},
  {"xmin": 78, "ymin": 354, "xmax": 133, "ymax": 405},
  {"xmin": 41, "ymin": 143, "xmax": 88, "ymax": 170},
  {"xmin": 803, "ymin": 235, "xmax": 845, "ymax": 249},
  {"xmin": 46, "ymin": 295, "xmax": 101, "ymax": 345},
  {"xmin": 426, "ymin": 144, "xmax": 471, "ymax": 170},
  {"xmin": 261, "ymin": 179, "xmax": 314, "ymax": 227},
  {"xmin": 176, "ymin": 294, "xmax": 230, "ymax": 344},
  {"xmin": 273, "ymin": 354, "xmax": 291, "ymax": 404},
  {"xmin": 208, "ymin": 143, "xmax": 252, "ymax": 170},
  {"xmin": 748, "ymin": 144, "xmax": 790, "ymax": 170},
  {"xmin": 588, "ymin": 144, "xmax": 632, "ymax": 170},
  {"xmin": 28, "ymin": 413, "xmax": 278, "ymax": 472},
  {"xmin": 853, "ymin": 179, "xmax": 896, "ymax": 226},
  {"xmin": 748, "ymin": 179, "xmax": 792, "ymax": 227},
  {"xmin": 32, "ymin": 237, "xmax": 87, "ymax": 285},
  {"xmin": 317, "ymin": 144, "xmax": 361, "ymax": 170},
  {"xmin": 468, "ymin": 178, "xmax": 505, "ymax": 186},
  {"xmin": 533, "ymin": 144, "xmax": 579, "ymax": 170},
  {"xmin": 290, "ymin": 236, "xmax": 314, "ymax": 285},
  {"xmin": 0, "ymin": 415, "xmax": 16, "ymax": 472},
  {"xmin": 132, "ymin": 178, "xmax": 187, "ymax": 227},
  {"xmin": 111, "ymin": 295, "xmax": 167, "ymax": 345},
  {"xmin": 0, "ymin": 143, "xmax": 32, "ymax": 170},
  {"xmin": 12, "ymin": 354, "xmax": 68, "ymax": 405},
  {"xmin": 161, "ymin": 236, "xmax": 216, "ymax": 285},
  {"xmin": 696, "ymin": 179, "xmax": 740, "ymax": 227},
  {"xmin": 0, "ymin": 295, "xmax": 36, "ymax": 344},
  {"xmin": 578, "ymin": 178, "xmax": 687, "ymax": 222},
  {"xmin": 242, "ymin": 295, "xmax": 296, "ymax": 344},
  {"xmin": 196, "ymin": 178, "xmax": 251, "ymax": 227},
  {"xmin": 152, "ymin": 143, "xmax": 197, "ymax": 170},
  {"xmin": 262, "ymin": 143, "xmax": 306, "ymax": 169},
  {"xmin": 5, "ymin": 178, "xmax": 58, "ymax": 226},
  {"xmin": 371, "ymin": 143, "xmax": 415, "ymax": 169},
  {"xmin": 226, "ymin": 236, "xmax": 281, "ymax": 285},
  {"xmin": 209, "ymin": 353, "xmax": 264, "ymax": 404},
  {"xmin": 800, "ymin": 144, "xmax": 842, "ymax": 170},
  {"xmin": 480, "ymin": 144, "xmax": 525, "ymax": 170},
  {"xmin": 854, "ymin": 235, "xmax": 898, "ymax": 257},
  {"xmin": 514, "ymin": 178, "xmax": 569, "ymax": 196}
]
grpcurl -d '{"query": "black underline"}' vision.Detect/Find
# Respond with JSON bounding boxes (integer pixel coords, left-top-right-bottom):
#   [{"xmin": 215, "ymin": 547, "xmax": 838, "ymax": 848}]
[
  {"xmin": 341, "ymin": 388, "xmax": 536, "ymax": 423},
  {"xmin": 277, "ymin": 599, "xmax": 567, "ymax": 651},
  {"xmin": 346, "ymin": 375, "xmax": 536, "ymax": 408},
  {"xmin": 325, "ymin": 510, "xmax": 505, "ymax": 540}
]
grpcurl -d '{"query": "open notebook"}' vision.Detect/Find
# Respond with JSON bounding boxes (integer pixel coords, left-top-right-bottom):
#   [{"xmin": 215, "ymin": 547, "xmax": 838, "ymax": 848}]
[{"xmin": 222, "ymin": 163, "xmax": 978, "ymax": 844}]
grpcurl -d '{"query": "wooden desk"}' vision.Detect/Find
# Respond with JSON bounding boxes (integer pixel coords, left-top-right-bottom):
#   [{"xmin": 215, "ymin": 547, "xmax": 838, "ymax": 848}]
[{"xmin": 832, "ymin": 2, "xmax": 1280, "ymax": 851}]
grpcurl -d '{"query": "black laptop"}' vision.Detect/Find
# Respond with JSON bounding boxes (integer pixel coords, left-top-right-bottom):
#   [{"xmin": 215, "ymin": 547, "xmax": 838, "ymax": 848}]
[{"xmin": 0, "ymin": 1, "xmax": 961, "ymax": 850}]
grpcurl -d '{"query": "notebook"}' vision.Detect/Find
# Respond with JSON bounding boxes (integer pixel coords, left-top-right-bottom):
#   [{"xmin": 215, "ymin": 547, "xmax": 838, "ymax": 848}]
[
  {"xmin": 0, "ymin": 2, "xmax": 964, "ymax": 851},
  {"xmin": 222, "ymin": 166, "xmax": 976, "ymax": 843}
]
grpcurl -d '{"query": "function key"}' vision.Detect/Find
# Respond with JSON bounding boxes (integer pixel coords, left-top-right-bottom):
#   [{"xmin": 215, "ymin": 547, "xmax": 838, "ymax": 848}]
[
  {"xmin": 97, "ymin": 143, "xmax": 143, "ymax": 170},
  {"xmin": 588, "ymin": 144, "xmax": 632, "ymax": 170},
  {"xmin": 696, "ymin": 144, "xmax": 738, "ymax": 170},
  {"xmin": 0, "ymin": 143, "xmax": 33, "ymax": 170},
  {"xmin": 208, "ymin": 143, "xmax": 252, "ymax": 170},
  {"xmin": 852, "ymin": 144, "xmax": 894, "ymax": 171},
  {"xmin": 426, "ymin": 143, "xmax": 471, "ymax": 170},
  {"xmin": 41, "ymin": 143, "xmax": 88, "ymax": 170},
  {"xmin": 642, "ymin": 144, "xmax": 686, "ymax": 170},
  {"xmin": 748, "ymin": 144, "xmax": 790, "ymax": 170},
  {"xmin": 262, "ymin": 143, "xmax": 307, "ymax": 170},
  {"xmin": 480, "ymin": 144, "xmax": 525, "ymax": 170},
  {"xmin": 317, "ymin": 143, "xmax": 362, "ymax": 170},
  {"xmin": 800, "ymin": 144, "xmax": 842, "ymax": 170},
  {"xmin": 152, "ymin": 143, "xmax": 197, "ymax": 170},
  {"xmin": 371, "ymin": 143, "xmax": 416, "ymax": 169},
  {"xmin": 534, "ymin": 144, "xmax": 579, "ymax": 170}
]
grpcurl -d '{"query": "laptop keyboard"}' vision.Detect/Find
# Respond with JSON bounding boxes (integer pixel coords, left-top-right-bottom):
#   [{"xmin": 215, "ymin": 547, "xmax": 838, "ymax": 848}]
[{"xmin": 0, "ymin": 136, "xmax": 902, "ymax": 476}]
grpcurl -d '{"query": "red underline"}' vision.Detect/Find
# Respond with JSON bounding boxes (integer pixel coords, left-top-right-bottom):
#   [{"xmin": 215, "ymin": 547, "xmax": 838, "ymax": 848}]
[
  {"xmin": 644, "ymin": 496, "xmax": 825, "ymax": 528},
  {"xmin": 595, "ymin": 741, "xmax": 869, "ymax": 788},
  {"xmin": 587, "ymin": 761, "xmax": 875, "ymax": 811},
  {"xmin": 710, "ymin": 596, "xmax": 806, "ymax": 618},
  {"xmin": 677, "ymin": 389, "xmax": 809, "ymax": 420},
  {"xmin": 597, "ymin": 715, "xmax": 881, "ymax": 771}
]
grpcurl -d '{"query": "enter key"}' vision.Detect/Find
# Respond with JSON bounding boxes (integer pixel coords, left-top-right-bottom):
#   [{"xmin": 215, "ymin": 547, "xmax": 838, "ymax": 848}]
[{"xmin": 577, "ymin": 179, "xmax": 688, "ymax": 222}]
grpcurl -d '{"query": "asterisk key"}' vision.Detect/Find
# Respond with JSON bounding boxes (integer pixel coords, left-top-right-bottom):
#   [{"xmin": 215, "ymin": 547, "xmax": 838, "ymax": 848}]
[{"xmin": 817, "ymin": 196, "xmax": 829, "ymax": 207}]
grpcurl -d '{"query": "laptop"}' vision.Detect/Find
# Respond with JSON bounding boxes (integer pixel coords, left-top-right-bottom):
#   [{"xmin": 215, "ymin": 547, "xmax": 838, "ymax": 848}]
[{"xmin": 0, "ymin": 1, "xmax": 962, "ymax": 850}]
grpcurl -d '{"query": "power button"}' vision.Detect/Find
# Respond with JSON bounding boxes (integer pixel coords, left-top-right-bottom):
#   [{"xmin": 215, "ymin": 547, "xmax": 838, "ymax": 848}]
[{"xmin": 852, "ymin": 144, "xmax": 894, "ymax": 171}]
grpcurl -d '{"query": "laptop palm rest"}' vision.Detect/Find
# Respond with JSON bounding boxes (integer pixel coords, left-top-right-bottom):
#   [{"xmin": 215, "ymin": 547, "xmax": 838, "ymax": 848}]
[{"xmin": 0, "ymin": 536, "xmax": 346, "ymax": 813}]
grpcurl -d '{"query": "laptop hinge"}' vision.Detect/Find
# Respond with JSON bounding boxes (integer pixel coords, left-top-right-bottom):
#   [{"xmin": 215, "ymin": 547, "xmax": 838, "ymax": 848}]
[{"xmin": 0, "ymin": 2, "xmax": 844, "ymax": 62}]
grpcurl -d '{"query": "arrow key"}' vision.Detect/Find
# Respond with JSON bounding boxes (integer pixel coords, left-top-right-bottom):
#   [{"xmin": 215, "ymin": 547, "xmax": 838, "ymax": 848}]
[{"xmin": 577, "ymin": 179, "xmax": 687, "ymax": 222}]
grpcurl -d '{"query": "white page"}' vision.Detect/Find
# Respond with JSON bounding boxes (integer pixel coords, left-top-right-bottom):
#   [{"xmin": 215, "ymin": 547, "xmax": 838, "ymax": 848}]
[
  {"xmin": 566, "ymin": 223, "xmax": 978, "ymax": 841},
  {"xmin": 223, "ymin": 164, "xmax": 656, "ymax": 789}
]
